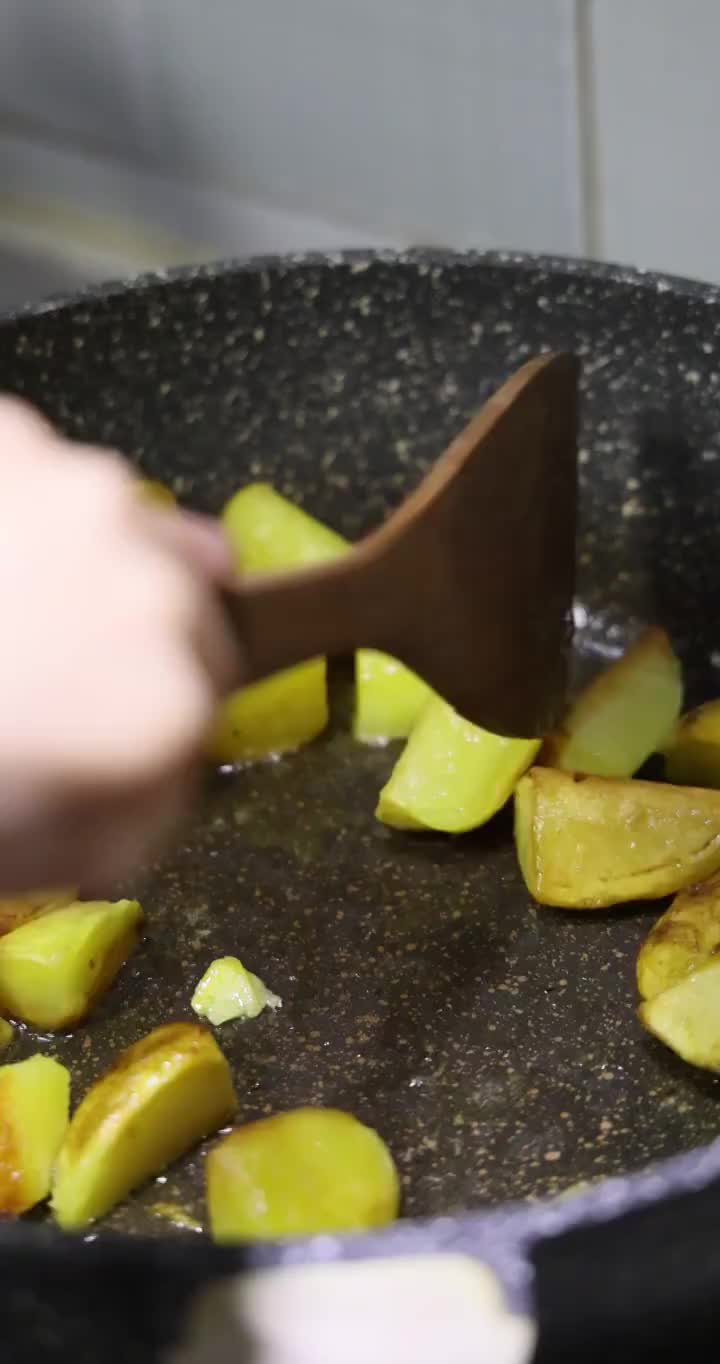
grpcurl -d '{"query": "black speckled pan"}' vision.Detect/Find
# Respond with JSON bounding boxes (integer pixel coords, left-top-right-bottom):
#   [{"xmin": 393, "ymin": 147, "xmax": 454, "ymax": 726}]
[{"xmin": 3, "ymin": 251, "xmax": 720, "ymax": 1362}]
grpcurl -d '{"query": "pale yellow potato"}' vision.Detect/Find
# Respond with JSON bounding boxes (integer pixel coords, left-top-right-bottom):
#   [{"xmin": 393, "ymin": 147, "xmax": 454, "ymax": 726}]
[
  {"xmin": 222, "ymin": 483, "xmax": 347, "ymax": 573},
  {"xmin": 0, "ymin": 899, "xmax": 142, "ymax": 1030},
  {"xmin": 207, "ymin": 659, "xmax": 328, "ymax": 762},
  {"xmin": 664, "ymin": 699, "xmax": 720, "ymax": 788},
  {"xmin": 377, "ymin": 697, "xmax": 540, "ymax": 833},
  {"xmin": 52, "ymin": 1022, "xmax": 236, "ymax": 1229},
  {"xmin": 637, "ymin": 873, "xmax": 720, "ymax": 1000},
  {"xmin": 0, "ymin": 1055, "xmax": 70, "ymax": 1213},
  {"xmin": 221, "ymin": 483, "xmax": 425, "ymax": 750},
  {"xmin": 639, "ymin": 956, "xmax": 720, "ymax": 1070},
  {"xmin": 0, "ymin": 888, "xmax": 76, "ymax": 937},
  {"xmin": 353, "ymin": 650, "xmax": 433, "ymax": 745},
  {"xmin": 192, "ymin": 957, "xmax": 281, "ymax": 1026},
  {"xmin": 213, "ymin": 483, "xmax": 347, "ymax": 762},
  {"xmin": 515, "ymin": 767, "xmax": 720, "ymax": 909},
  {"xmin": 0, "ymin": 1019, "xmax": 13, "ymax": 1051},
  {"xmin": 541, "ymin": 627, "xmax": 682, "ymax": 778},
  {"xmin": 207, "ymin": 1107, "xmax": 399, "ymax": 1243}
]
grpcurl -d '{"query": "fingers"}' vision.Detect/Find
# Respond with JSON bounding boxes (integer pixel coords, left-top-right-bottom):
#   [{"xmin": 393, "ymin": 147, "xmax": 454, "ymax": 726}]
[
  {"xmin": 144, "ymin": 506, "xmax": 238, "ymax": 586},
  {"xmin": 0, "ymin": 394, "xmax": 56, "ymax": 444},
  {"xmin": 0, "ymin": 396, "xmax": 243, "ymax": 888}
]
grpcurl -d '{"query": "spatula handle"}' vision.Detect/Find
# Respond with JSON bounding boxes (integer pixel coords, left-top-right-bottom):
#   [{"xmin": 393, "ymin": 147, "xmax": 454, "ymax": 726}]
[{"xmin": 220, "ymin": 548, "xmax": 390, "ymax": 685}]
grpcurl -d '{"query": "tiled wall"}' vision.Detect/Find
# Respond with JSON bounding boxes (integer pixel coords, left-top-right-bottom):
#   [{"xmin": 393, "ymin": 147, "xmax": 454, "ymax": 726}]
[{"xmin": 0, "ymin": 0, "xmax": 718, "ymax": 284}]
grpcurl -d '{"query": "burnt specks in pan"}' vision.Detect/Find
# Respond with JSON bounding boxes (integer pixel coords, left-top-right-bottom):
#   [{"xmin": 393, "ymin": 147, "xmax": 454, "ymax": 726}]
[{"xmin": 0, "ymin": 252, "xmax": 719, "ymax": 1239}]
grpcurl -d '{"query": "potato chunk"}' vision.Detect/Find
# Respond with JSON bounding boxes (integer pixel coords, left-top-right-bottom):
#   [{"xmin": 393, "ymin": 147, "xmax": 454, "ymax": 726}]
[
  {"xmin": 216, "ymin": 483, "xmax": 347, "ymax": 760},
  {"xmin": 515, "ymin": 768, "xmax": 720, "ymax": 909},
  {"xmin": 639, "ymin": 957, "xmax": 720, "ymax": 1070},
  {"xmin": 221, "ymin": 483, "xmax": 427, "ymax": 751},
  {"xmin": 192, "ymin": 957, "xmax": 281, "ymax": 1026},
  {"xmin": 664, "ymin": 699, "xmax": 720, "ymax": 788},
  {"xmin": 0, "ymin": 1055, "xmax": 70, "ymax": 1213},
  {"xmin": 52, "ymin": 1023, "xmax": 236, "ymax": 1229},
  {"xmin": 0, "ymin": 899, "xmax": 142, "ymax": 1030},
  {"xmin": 637, "ymin": 874, "xmax": 720, "ymax": 1000},
  {"xmin": 541, "ymin": 627, "xmax": 682, "ymax": 778},
  {"xmin": 207, "ymin": 658, "xmax": 328, "ymax": 762},
  {"xmin": 222, "ymin": 483, "xmax": 347, "ymax": 573},
  {"xmin": 207, "ymin": 1107, "xmax": 399, "ymax": 1243},
  {"xmin": 353, "ymin": 650, "xmax": 433, "ymax": 745},
  {"xmin": 378, "ymin": 697, "xmax": 540, "ymax": 832}
]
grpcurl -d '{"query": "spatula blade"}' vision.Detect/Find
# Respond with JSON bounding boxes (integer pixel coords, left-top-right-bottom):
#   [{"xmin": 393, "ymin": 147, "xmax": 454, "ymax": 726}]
[{"xmin": 368, "ymin": 353, "xmax": 579, "ymax": 736}]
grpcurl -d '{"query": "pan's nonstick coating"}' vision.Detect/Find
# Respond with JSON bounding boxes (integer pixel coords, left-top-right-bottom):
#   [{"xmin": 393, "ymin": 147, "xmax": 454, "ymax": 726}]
[{"xmin": 1, "ymin": 252, "xmax": 719, "ymax": 1239}]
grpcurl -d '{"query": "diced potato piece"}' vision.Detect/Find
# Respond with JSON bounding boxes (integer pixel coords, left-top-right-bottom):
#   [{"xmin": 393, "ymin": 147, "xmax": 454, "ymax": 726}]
[
  {"xmin": 221, "ymin": 483, "xmax": 348, "ymax": 574},
  {"xmin": 52, "ymin": 1023, "xmax": 236, "ymax": 1230},
  {"xmin": 664, "ymin": 699, "xmax": 720, "ymax": 788},
  {"xmin": 377, "ymin": 697, "xmax": 540, "ymax": 832},
  {"xmin": 354, "ymin": 649, "xmax": 433, "ymax": 745},
  {"xmin": 637, "ymin": 874, "xmax": 720, "ymax": 1000},
  {"xmin": 192, "ymin": 956, "xmax": 281, "ymax": 1026},
  {"xmin": 207, "ymin": 1107, "xmax": 399, "ymax": 1243},
  {"xmin": 0, "ymin": 1055, "xmax": 70, "ymax": 1213},
  {"xmin": 208, "ymin": 658, "xmax": 328, "ymax": 762},
  {"xmin": 639, "ymin": 957, "xmax": 720, "ymax": 1070},
  {"xmin": 217, "ymin": 484, "xmax": 347, "ymax": 759},
  {"xmin": 0, "ymin": 899, "xmax": 142, "ymax": 1030},
  {"xmin": 541, "ymin": 627, "xmax": 682, "ymax": 778},
  {"xmin": 515, "ymin": 767, "xmax": 720, "ymax": 909},
  {"xmin": 222, "ymin": 483, "xmax": 425, "ymax": 749},
  {"xmin": 138, "ymin": 479, "xmax": 176, "ymax": 506},
  {"xmin": 0, "ymin": 1019, "xmax": 13, "ymax": 1050},
  {"xmin": 0, "ymin": 888, "xmax": 76, "ymax": 937}
]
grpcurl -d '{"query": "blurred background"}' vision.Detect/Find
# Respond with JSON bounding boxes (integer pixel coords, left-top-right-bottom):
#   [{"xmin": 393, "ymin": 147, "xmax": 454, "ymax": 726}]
[{"xmin": 0, "ymin": 0, "xmax": 716, "ymax": 310}]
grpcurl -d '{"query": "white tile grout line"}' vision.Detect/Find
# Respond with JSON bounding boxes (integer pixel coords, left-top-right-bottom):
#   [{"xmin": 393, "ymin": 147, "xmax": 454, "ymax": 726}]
[{"xmin": 574, "ymin": 0, "xmax": 604, "ymax": 260}]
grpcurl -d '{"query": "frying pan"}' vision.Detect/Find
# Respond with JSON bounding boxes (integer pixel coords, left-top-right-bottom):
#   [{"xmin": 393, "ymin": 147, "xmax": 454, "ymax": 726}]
[{"xmin": 1, "ymin": 250, "xmax": 720, "ymax": 1362}]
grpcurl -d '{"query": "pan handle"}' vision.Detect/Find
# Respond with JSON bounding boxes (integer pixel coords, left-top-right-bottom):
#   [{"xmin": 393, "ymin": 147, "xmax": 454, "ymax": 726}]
[
  {"xmin": 170, "ymin": 1174, "xmax": 720, "ymax": 1363},
  {"xmin": 531, "ymin": 1171, "xmax": 720, "ymax": 1362},
  {"xmin": 1, "ymin": 1174, "xmax": 720, "ymax": 1361}
]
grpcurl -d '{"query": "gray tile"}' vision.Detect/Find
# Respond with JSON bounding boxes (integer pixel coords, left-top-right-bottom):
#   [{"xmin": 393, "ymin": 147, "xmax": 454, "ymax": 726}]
[{"xmin": 0, "ymin": 246, "xmax": 90, "ymax": 312}]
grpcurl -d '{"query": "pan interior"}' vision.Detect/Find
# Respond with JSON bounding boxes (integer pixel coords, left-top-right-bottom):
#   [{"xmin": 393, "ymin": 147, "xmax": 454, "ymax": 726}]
[{"xmin": 2, "ymin": 253, "xmax": 720, "ymax": 1239}]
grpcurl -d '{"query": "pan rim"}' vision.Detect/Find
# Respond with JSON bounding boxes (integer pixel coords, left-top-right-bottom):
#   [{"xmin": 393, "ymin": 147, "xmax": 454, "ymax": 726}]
[
  {"xmin": 0, "ymin": 246, "xmax": 718, "ymax": 327},
  {"xmin": 2, "ymin": 1126, "xmax": 720, "ymax": 1293}
]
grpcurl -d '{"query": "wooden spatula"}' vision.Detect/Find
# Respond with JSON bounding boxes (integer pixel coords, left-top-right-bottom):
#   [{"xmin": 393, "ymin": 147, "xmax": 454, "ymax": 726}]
[{"xmin": 222, "ymin": 353, "xmax": 578, "ymax": 737}]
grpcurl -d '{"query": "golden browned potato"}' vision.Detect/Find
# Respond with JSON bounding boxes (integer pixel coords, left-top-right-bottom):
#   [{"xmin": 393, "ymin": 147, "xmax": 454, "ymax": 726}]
[
  {"xmin": 664, "ymin": 699, "xmax": 720, "ymax": 788},
  {"xmin": 515, "ymin": 767, "xmax": 720, "ymax": 908},
  {"xmin": 206, "ymin": 1107, "xmax": 399, "ymax": 1243},
  {"xmin": 637, "ymin": 873, "xmax": 720, "ymax": 1000},
  {"xmin": 52, "ymin": 1023, "xmax": 236, "ymax": 1229},
  {"xmin": 0, "ymin": 1055, "xmax": 70, "ymax": 1213},
  {"xmin": 541, "ymin": 627, "xmax": 682, "ymax": 778},
  {"xmin": 0, "ymin": 899, "xmax": 142, "ymax": 1030},
  {"xmin": 639, "ymin": 957, "xmax": 720, "ymax": 1070},
  {"xmin": 0, "ymin": 888, "xmax": 76, "ymax": 937}
]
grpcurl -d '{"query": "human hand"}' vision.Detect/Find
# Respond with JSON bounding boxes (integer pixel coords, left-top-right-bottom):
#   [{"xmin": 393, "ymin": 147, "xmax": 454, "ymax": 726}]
[{"xmin": 0, "ymin": 396, "xmax": 240, "ymax": 891}]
